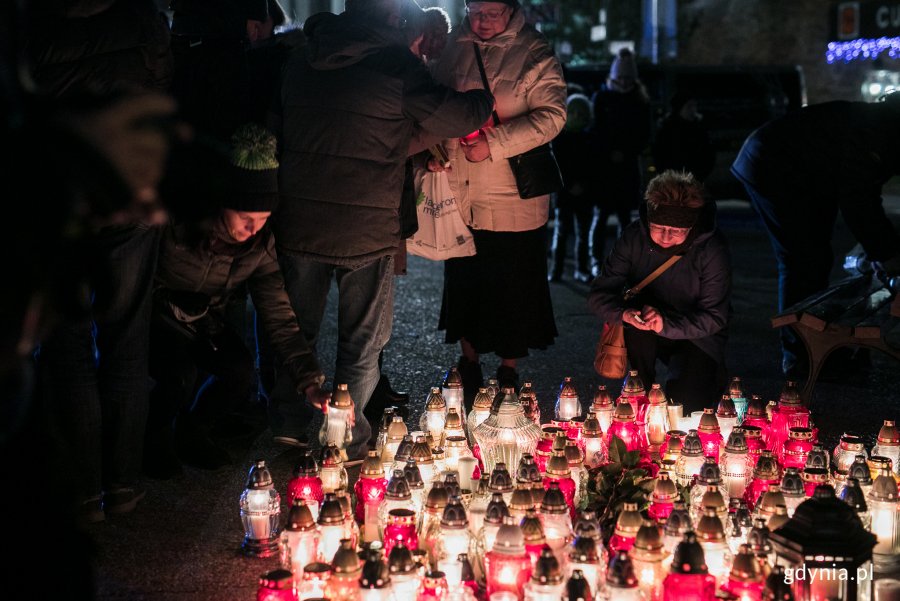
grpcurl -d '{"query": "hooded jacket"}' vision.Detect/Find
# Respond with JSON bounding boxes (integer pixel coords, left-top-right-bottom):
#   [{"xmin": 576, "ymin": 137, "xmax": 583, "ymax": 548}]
[
  {"xmin": 588, "ymin": 201, "xmax": 732, "ymax": 363},
  {"xmin": 272, "ymin": 11, "xmax": 494, "ymax": 264},
  {"xmin": 431, "ymin": 9, "xmax": 567, "ymax": 232},
  {"xmin": 154, "ymin": 221, "xmax": 324, "ymax": 392}
]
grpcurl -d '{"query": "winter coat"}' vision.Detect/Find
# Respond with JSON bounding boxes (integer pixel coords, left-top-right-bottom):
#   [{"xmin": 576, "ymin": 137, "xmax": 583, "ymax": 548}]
[
  {"xmin": 271, "ymin": 11, "xmax": 494, "ymax": 265},
  {"xmin": 731, "ymin": 100, "xmax": 900, "ymax": 262},
  {"xmin": 27, "ymin": 0, "xmax": 172, "ymax": 97},
  {"xmin": 592, "ymin": 85, "xmax": 651, "ymax": 210},
  {"xmin": 588, "ymin": 201, "xmax": 732, "ymax": 364},
  {"xmin": 154, "ymin": 221, "xmax": 324, "ymax": 391},
  {"xmin": 431, "ymin": 10, "xmax": 567, "ymax": 232}
]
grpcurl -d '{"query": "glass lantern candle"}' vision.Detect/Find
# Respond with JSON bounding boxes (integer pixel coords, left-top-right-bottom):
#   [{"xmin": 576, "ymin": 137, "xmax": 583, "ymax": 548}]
[
  {"xmin": 336, "ymin": 491, "xmax": 360, "ymax": 553},
  {"xmin": 728, "ymin": 376, "xmax": 749, "ymax": 423},
  {"xmin": 868, "ymin": 468, "xmax": 900, "ymax": 572},
  {"xmin": 697, "ymin": 409, "xmax": 724, "ymax": 460},
  {"xmin": 539, "ymin": 481, "xmax": 573, "ymax": 560},
  {"xmin": 383, "ymin": 507, "xmax": 418, "ymax": 558},
  {"xmin": 645, "ymin": 384, "xmax": 670, "ymax": 449},
  {"xmin": 767, "ymin": 504, "xmax": 790, "ymax": 532},
  {"xmin": 662, "ymin": 429, "xmax": 686, "ymax": 470},
  {"xmin": 421, "ymin": 387, "xmax": 448, "ymax": 447},
  {"xmin": 695, "ymin": 506, "xmax": 733, "ymax": 584},
  {"xmin": 257, "ymin": 569, "xmax": 297, "ymax": 601},
  {"xmin": 358, "ymin": 544, "xmax": 391, "ymax": 601},
  {"xmin": 433, "ymin": 447, "xmax": 449, "ymax": 482},
  {"xmin": 649, "ymin": 471, "xmax": 678, "ymax": 521},
  {"xmin": 662, "ymin": 532, "xmax": 718, "ymax": 601},
  {"xmin": 410, "ymin": 435, "xmax": 436, "ymax": 484},
  {"xmin": 288, "ymin": 450, "xmax": 324, "ymax": 522},
  {"xmin": 780, "ymin": 468, "xmax": 806, "ymax": 517},
  {"xmin": 319, "ymin": 443, "xmax": 349, "ymax": 495},
  {"xmin": 398, "ymin": 459, "xmax": 425, "ymax": 519},
  {"xmin": 675, "ymin": 429, "xmax": 705, "ymax": 487},
  {"xmin": 488, "ymin": 462, "xmax": 515, "ymax": 506},
  {"xmin": 444, "ymin": 408, "xmax": 466, "ymax": 447},
  {"xmin": 241, "ymin": 459, "xmax": 281, "ymax": 557},
  {"xmin": 316, "ymin": 493, "xmax": 347, "ymax": 563},
  {"xmin": 603, "ymin": 550, "xmax": 642, "ymax": 601},
  {"xmin": 420, "ymin": 481, "xmax": 449, "ymax": 550},
  {"xmin": 298, "ymin": 562, "xmax": 331, "ymax": 600},
  {"xmin": 609, "ymin": 501, "xmax": 644, "ymax": 553},
  {"xmin": 769, "ymin": 485, "xmax": 876, "ymax": 601},
  {"xmin": 419, "ymin": 570, "xmax": 450, "ymax": 601},
  {"xmin": 436, "ymin": 497, "xmax": 471, "ymax": 576},
  {"xmin": 755, "ymin": 484, "xmax": 787, "ymax": 523},
  {"xmin": 591, "ymin": 384, "xmax": 615, "ymax": 434},
  {"xmin": 873, "ymin": 420, "xmax": 900, "ymax": 477},
  {"xmin": 379, "ymin": 469, "xmax": 412, "ymax": 537},
  {"xmin": 281, "ymin": 499, "xmax": 319, "ymax": 583},
  {"xmin": 573, "ymin": 510, "xmax": 602, "ymax": 542},
  {"xmin": 319, "ymin": 384, "xmax": 354, "ymax": 460},
  {"xmin": 741, "ymin": 425, "xmax": 766, "ymax": 464},
  {"xmin": 516, "ymin": 454, "xmax": 544, "ymax": 509},
  {"xmin": 324, "ymin": 538, "xmax": 362, "ymax": 601},
  {"xmin": 621, "ymin": 370, "xmax": 648, "ymax": 417},
  {"xmin": 690, "ymin": 457, "xmax": 728, "ymax": 523},
  {"xmin": 741, "ymin": 398, "xmax": 769, "ymax": 440},
  {"xmin": 524, "ymin": 545, "xmax": 566, "ymax": 601},
  {"xmin": 746, "ymin": 517, "xmax": 774, "ymax": 570},
  {"xmin": 566, "ymin": 536, "xmax": 604, "ymax": 598},
  {"xmin": 716, "ymin": 395, "xmax": 738, "ymax": 445},
  {"xmin": 868, "ymin": 455, "xmax": 895, "ymax": 483},
  {"xmin": 765, "ymin": 381, "xmax": 808, "ymax": 454},
  {"xmin": 631, "ymin": 521, "xmax": 666, "ymax": 601},
  {"xmin": 582, "ymin": 412, "xmax": 605, "ymax": 468},
  {"xmin": 720, "ymin": 544, "xmax": 763, "ymax": 601},
  {"xmin": 743, "ymin": 451, "xmax": 781, "ymax": 511},
  {"xmin": 485, "ymin": 377, "xmax": 500, "ymax": 401},
  {"xmin": 800, "ymin": 467, "xmax": 829, "ymax": 498},
  {"xmin": 608, "ymin": 399, "xmax": 646, "ymax": 452},
  {"xmin": 442, "ymin": 366, "xmax": 465, "ymax": 420},
  {"xmin": 443, "ymin": 436, "xmax": 473, "ymax": 476},
  {"xmin": 565, "ymin": 570, "xmax": 594, "ymax": 601},
  {"xmin": 458, "ymin": 553, "xmax": 479, "ymax": 598},
  {"xmin": 478, "ymin": 492, "xmax": 511, "ymax": 573},
  {"xmin": 472, "ymin": 386, "xmax": 542, "ymax": 477},
  {"xmin": 485, "ymin": 517, "xmax": 532, "ymax": 600},
  {"xmin": 354, "ymin": 450, "xmax": 387, "ymax": 539},
  {"xmin": 375, "ymin": 407, "xmax": 396, "ymax": 457},
  {"xmin": 388, "ymin": 541, "xmax": 422, "ymax": 600},
  {"xmin": 726, "ymin": 498, "xmax": 753, "ymax": 555},
  {"xmin": 564, "ymin": 440, "xmax": 588, "ymax": 507},
  {"xmin": 805, "ymin": 443, "xmax": 829, "ymax": 471},
  {"xmin": 839, "ymin": 478, "xmax": 872, "ymax": 531},
  {"xmin": 842, "ymin": 454, "xmax": 874, "ymax": 499},
  {"xmin": 519, "ymin": 381, "xmax": 541, "ymax": 426},
  {"xmin": 662, "ymin": 501, "xmax": 693, "ymax": 556},
  {"xmin": 467, "ymin": 388, "xmax": 493, "ymax": 446},
  {"xmin": 521, "ymin": 508, "xmax": 547, "ymax": 567},
  {"xmin": 555, "ymin": 376, "xmax": 582, "ymax": 421},
  {"xmin": 534, "ymin": 426, "xmax": 561, "ymax": 474},
  {"xmin": 543, "ymin": 452, "xmax": 576, "ymax": 515},
  {"xmin": 509, "ymin": 484, "xmax": 535, "ymax": 524},
  {"xmin": 781, "ymin": 427, "xmax": 814, "ymax": 470},
  {"xmin": 382, "ymin": 417, "xmax": 408, "ymax": 479},
  {"xmin": 467, "ymin": 475, "xmax": 492, "ymax": 538},
  {"xmin": 720, "ymin": 428, "xmax": 752, "ymax": 501}
]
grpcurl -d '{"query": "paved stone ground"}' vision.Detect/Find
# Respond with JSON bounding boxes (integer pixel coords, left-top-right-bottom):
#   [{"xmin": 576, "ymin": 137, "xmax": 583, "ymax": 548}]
[{"xmin": 86, "ymin": 198, "xmax": 899, "ymax": 600}]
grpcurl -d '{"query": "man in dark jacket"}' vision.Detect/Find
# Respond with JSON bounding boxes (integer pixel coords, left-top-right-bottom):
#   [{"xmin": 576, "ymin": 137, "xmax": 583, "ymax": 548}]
[
  {"xmin": 731, "ymin": 98, "xmax": 900, "ymax": 376},
  {"xmin": 270, "ymin": 0, "xmax": 493, "ymax": 460},
  {"xmin": 589, "ymin": 170, "xmax": 732, "ymax": 413}
]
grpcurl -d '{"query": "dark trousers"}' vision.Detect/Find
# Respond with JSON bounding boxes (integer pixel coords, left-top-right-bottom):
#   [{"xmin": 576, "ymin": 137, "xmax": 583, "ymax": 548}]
[
  {"xmin": 624, "ymin": 326, "xmax": 726, "ymax": 414},
  {"xmin": 39, "ymin": 224, "xmax": 160, "ymax": 501},
  {"xmin": 742, "ymin": 183, "xmax": 837, "ymax": 372},
  {"xmin": 550, "ymin": 200, "xmax": 593, "ymax": 276},
  {"xmin": 147, "ymin": 315, "xmax": 255, "ymax": 435}
]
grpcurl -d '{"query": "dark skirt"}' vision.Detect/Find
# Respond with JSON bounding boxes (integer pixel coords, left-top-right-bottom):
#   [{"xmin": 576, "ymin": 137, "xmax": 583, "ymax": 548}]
[{"xmin": 439, "ymin": 226, "xmax": 558, "ymax": 359}]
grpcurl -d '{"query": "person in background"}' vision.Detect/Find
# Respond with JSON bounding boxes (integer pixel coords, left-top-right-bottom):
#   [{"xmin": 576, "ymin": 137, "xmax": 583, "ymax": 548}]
[
  {"xmin": 270, "ymin": 0, "xmax": 494, "ymax": 460},
  {"xmin": 589, "ymin": 170, "xmax": 731, "ymax": 414},
  {"xmin": 144, "ymin": 125, "xmax": 329, "ymax": 478},
  {"xmin": 652, "ymin": 89, "xmax": 715, "ymax": 182},
  {"xmin": 590, "ymin": 48, "xmax": 651, "ymax": 276},
  {"xmin": 430, "ymin": 0, "xmax": 567, "ymax": 393},
  {"xmin": 549, "ymin": 92, "xmax": 597, "ymax": 284},
  {"xmin": 732, "ymin": 96, "xmax": 900, "ymax": 377}
]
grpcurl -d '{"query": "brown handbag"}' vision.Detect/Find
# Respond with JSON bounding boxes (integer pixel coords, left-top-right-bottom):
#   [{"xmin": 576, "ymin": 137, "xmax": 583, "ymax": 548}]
[{"xmin": 593, "ymin": 255, "xmax": 682, "ymax": 378}]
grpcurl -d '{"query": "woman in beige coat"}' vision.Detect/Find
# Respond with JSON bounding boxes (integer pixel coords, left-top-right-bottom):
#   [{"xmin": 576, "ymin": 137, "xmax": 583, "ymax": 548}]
[{"xmin": 430, "ymin": 0, "xmax": 567, "ymax": 396}]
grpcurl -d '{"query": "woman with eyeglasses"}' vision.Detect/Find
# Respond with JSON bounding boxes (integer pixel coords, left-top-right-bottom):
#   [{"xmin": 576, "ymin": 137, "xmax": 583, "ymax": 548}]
[
  {"xmin": 588, "ymin": 170, "xmax": 732, "ymax": 414},
  {"xmin": 428, "ymin": 0, "xmax": 567, "ymax": 397}
]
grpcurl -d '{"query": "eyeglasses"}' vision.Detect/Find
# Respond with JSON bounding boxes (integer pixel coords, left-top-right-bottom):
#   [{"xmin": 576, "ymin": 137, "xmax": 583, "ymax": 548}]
[
  {"xmin": 649, "ymin": 224, "xmax": 691, "ymax": 237},
  {"xmin": 466, "ymin": 6, "xmax": 509, "ymax": 22}
]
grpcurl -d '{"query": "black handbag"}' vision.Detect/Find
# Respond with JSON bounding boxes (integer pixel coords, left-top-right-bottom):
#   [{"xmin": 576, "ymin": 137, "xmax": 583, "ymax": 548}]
[{"xmin": 472, "ymin": 43, "xmax": 564, "ymax": 199}]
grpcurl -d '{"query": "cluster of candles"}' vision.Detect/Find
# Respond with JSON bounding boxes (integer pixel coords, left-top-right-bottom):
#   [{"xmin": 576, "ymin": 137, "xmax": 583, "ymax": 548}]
[{"xmin": 243, "ymin": 369, "xmax": 900, "ymax": 601}]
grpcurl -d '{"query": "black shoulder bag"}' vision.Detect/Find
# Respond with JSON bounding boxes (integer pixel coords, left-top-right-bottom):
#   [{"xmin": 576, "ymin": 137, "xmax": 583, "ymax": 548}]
[{"xmin": 472, "ymin": 42, "xmax": 564, "ymax": 199}]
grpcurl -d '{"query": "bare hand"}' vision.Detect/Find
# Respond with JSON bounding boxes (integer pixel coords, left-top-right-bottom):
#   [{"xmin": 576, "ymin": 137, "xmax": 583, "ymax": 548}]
[
  {"xmin": 640, "ymin": 305, "xmax": 664, "ymax": 333},
  {"xmin": 460, "ymin": 130, "xmax": 491, "ymax": 163},
  {"xmin": 305, "ymin": 384, "xmax": 331, "ymax": 414},
  {"xmin": 622, "ymin": 309, "xmax": 651, "ymax": 330},
  {"xmin": 427, "ymin": 157, "xmax": 451, "ymax": 172}
]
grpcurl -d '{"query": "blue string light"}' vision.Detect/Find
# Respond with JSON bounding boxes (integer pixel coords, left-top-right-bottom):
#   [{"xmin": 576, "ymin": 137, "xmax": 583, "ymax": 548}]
[{"xmin": 826, "ymin": 37, "xmax": 900, "ymax": 63}]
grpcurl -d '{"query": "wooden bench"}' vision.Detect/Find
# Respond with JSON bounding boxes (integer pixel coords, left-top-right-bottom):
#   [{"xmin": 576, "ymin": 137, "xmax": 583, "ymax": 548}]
[{"xmin": 771, "ymin": 274, "xmax": 900, "ymax": 402}]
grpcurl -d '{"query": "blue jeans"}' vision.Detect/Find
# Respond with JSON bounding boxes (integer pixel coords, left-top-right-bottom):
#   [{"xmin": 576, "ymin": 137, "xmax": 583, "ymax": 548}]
[
  {"xmin": 275, "ymin": 253, "xmax": 395, "ymax": 458},
  {"xmin": 742, "ymin": 182, "xmax": 838, "ymax": 373},
  {"xmin": 39, "ymin": 224, "xmax": 160, "ymax": 501}
]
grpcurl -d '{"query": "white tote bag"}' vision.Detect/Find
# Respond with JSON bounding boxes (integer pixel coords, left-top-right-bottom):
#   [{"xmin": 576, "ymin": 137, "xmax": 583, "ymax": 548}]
[{"xmin": 407, "ymin": 170, "xmax": 476, "ymax": 260}]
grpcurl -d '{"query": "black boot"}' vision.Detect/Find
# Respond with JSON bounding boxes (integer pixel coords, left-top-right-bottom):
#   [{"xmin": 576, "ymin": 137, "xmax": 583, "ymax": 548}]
[
  {"xmin": 496, "ymin": 365, "xmax": 520, "ymax": 390},
  {"xmin": 457, "ymin": 356, "xmax": 483, "ymax": 411}
]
